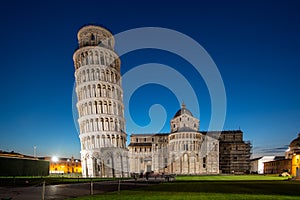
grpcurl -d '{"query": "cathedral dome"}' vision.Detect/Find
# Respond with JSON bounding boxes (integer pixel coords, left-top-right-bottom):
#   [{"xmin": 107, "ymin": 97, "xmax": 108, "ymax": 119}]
[
  {"xmin": 289, "ymin": 133, "xmax": 300, "ymax": 149},
  {"xmin": 173, "ymin": 103, "xmax": 193, "ymax": 118}
]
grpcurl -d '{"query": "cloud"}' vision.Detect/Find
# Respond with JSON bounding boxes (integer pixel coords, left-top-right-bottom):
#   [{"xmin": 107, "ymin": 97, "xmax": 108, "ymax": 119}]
[{"xmin": 253, "ymin": 144, "xmax": 289, "ymax": 155}]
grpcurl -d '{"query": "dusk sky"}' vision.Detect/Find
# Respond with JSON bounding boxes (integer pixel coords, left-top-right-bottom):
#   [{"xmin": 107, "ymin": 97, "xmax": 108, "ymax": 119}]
[{"xmin": 0, "ymin": 0, "xmax": 299, "ymax": 159}]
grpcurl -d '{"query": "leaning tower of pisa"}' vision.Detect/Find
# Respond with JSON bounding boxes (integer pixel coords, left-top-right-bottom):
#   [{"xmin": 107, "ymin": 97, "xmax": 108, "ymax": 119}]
[{"xmin": 73, "ymin": 25, "xmax": 129, "ymax": 178}]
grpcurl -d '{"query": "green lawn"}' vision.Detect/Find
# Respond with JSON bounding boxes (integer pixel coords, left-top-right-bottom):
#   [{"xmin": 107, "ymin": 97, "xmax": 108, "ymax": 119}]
[
  {"xmin": 176, "ymin": 174, "xmax": 290, "ymax": 181},
  {"xmin": 71, "ymin": 175, "xmax": 300, "ymax": 200},
  {"xmin": 71, "ymin": 191, "xmax": 300, "ymax": 200}
]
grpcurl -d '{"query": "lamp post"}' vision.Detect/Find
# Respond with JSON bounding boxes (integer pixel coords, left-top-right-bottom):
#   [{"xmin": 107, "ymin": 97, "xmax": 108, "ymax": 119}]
[{"xmin": 34, "ymin": 146, "xmax": 37, "ymax": 157}]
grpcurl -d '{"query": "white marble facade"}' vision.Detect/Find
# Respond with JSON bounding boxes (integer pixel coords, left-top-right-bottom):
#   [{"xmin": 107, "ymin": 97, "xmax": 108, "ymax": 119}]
[
  {"xmin": 128, "ymin": 104, "xmax": 219, "ymax": 175},
  {"xmin": 73, "ymin": 25, "xmax": 129, "ymax": 178}
]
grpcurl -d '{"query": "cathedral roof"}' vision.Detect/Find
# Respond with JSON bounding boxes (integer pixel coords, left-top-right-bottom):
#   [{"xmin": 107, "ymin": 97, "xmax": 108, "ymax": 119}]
[
  {"xmin": 289, "ymin": 133, "xmax": 300, "ymax": 148},
  {"xmin": 176, "ymin": 127, "xmax": 196, "ymax": 132},
  {"xmin": 173, "ymin": 103, "xmax": 193, "ymax": 118}
]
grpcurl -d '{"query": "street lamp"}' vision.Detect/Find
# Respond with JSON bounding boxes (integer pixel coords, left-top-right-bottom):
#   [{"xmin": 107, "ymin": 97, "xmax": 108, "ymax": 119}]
[
  {"xmin": 52, "ymin": 156, "xmax": 59, "ymax": 162},
  {"xmin": 34, "ymin": 146, "xmax": 37, "ymax": 157}
]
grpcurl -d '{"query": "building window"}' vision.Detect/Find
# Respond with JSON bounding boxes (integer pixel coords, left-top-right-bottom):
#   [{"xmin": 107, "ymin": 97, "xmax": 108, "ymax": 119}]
[
  {"xmin": 152, "ymin": 138, "xmax": 154, "ymax": 142},
  {"xmin": 136, "ymin": 138, "xmax": 138, "ymax": 142},
  {"xmin": 203, "ymin": 157, "xmax": 206, "ymax": 168},
  {"xmin": 144, "ymin": 138, "xmax": 146, "ymax": 142},
  {"xmin": 184, "ymin": 144, "xmax": 188, "ymax": 151},
  {"xmin": 135, "ymin": 148, "xmax": 137, "ymax": 152},
  {"xmin": 91, "ymin": 34, "xmax": 95, "ymax": 40}
]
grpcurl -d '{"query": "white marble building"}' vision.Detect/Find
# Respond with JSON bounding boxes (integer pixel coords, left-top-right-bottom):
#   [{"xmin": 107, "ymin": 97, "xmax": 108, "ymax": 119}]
[
  {"xmin": 128, "ymin": 104, "xmax": 219, "ymax": 175},
  {"xmin": 73, "ymin": 25, "xmax": 129, "ymax": 178}
]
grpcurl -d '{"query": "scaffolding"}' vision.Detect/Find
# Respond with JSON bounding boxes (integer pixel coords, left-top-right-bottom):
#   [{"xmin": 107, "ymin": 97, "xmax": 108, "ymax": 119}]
[{"xmin": 218, "ymin": 131, "xmax": 252, "ymax": 174}]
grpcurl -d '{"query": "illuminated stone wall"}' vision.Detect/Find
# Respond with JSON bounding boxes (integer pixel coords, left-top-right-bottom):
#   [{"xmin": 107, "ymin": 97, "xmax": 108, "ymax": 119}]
[
  {"xmin": 73, "ymin": 25, "xmax": 128, "ymax": 178},
  {"xmin": 128, "ymin": 105, "xmax": 219, "ymax": 175}
]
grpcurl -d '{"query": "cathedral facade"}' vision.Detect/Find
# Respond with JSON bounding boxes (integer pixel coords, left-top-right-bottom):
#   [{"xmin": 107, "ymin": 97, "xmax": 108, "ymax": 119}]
[{"xmin": 128, "ymin": 104, "xmax": 219, "ymax": 175}]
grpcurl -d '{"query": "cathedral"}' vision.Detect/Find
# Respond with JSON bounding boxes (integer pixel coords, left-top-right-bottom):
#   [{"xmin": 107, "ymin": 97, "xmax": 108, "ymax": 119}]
[
  {"xmin": 73, "ymin": 25, "xmax": 251, "ymax": 177},
  {"xmin": 128, "ymin": 103, "xmax": 219, "ymax": 175}
]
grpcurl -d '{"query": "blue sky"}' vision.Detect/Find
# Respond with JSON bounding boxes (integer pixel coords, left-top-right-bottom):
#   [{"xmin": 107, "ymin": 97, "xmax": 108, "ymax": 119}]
[{"xmin": 0, "ymin": 0, "xmax": 299, "ymax": 158}]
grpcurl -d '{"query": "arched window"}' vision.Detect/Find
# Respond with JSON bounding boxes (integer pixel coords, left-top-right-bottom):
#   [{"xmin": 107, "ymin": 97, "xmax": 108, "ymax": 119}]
[
  {"xmin": 91, "ymin": 34, "xmax": 95, "ymax": 40},
  {"xmin": 100, "ymin": 52, "xmax": 104, "ymax": 65}
]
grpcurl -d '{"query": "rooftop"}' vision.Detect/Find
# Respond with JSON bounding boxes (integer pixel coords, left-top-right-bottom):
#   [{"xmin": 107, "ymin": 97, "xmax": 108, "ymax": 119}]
[{"xmin": 173, "ymin": 103, "xmax": 193, "ymax": 118}]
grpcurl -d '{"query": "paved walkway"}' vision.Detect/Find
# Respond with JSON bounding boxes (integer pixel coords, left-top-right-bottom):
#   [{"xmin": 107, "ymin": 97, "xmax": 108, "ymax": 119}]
[{"xmin": 0, "ymin": 179, "xmax": 162, "ymax": 200}]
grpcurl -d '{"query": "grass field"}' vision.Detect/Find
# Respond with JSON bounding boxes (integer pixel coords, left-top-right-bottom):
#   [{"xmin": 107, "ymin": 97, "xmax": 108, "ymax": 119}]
[
  {"xmin": 175, "ymin": 174, "xmax": 290, "ymax": 181},
  {"xmin": 70, "ymin": 175, "xmax": 300, "ymax": 200}
]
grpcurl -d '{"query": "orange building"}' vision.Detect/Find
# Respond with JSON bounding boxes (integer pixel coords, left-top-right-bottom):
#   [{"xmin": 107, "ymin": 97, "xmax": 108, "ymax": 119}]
[
  {"xmin": 263, "ymin": 158, "xmax": 291, "ymax": 174},
  {"xmin": 286, "ymin": 134, "xmax": 300, "ymax": 177},
  {"xmin": 42, "ymin": 156, "xmax": 82, "ymax": 175}
]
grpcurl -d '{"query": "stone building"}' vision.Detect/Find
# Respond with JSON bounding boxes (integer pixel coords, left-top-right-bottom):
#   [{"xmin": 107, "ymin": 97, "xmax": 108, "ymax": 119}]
[
  {"xmin": 264, "ymin": 158, "xmax": 291, "ymax": 174},
  {"xmin": 217, "ymin": 130, "xmax": 252, "ymax": 174},
  {"xmin": 250, "ymin": 156, "xmax": 276, "ymax": 174},
  {"xmin": 44, "ymin": 156, "xmax": 82, "ymax": 175},
  {"xmin": 285, "ymin": 133, "xmax": 300, "ymax": 177},
  {"xmin": 261, "ymin": 133, "xmax": 300, "ymax": 177},
  {"xmin": 128, "ymin": 108, "xmax": 252, "ymax": 175},
  {"xmin": 128, "ymin": 104, "xmax": 219, "ymax": 175},
  {"xmin": 73, "ymin": 25, "xmax": 129, "ymax": 178}
]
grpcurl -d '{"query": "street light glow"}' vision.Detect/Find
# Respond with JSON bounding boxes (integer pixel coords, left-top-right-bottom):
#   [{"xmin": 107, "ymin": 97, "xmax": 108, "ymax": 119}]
[{"xmin": 52, "ymin": 156, "xmax": 59, "ymax": 162}]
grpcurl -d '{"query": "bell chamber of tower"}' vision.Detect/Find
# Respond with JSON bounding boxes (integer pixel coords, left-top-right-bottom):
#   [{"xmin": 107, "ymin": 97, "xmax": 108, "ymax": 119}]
[{"xmin": 73, "ymin": 25, "xmax": 129, "ymax": 178}]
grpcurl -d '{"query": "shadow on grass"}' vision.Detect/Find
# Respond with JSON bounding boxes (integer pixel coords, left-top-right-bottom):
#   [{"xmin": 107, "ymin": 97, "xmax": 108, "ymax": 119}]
[{"xmin": 130, "ymin": 180, "xmax": 300, "ymax": 196}]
